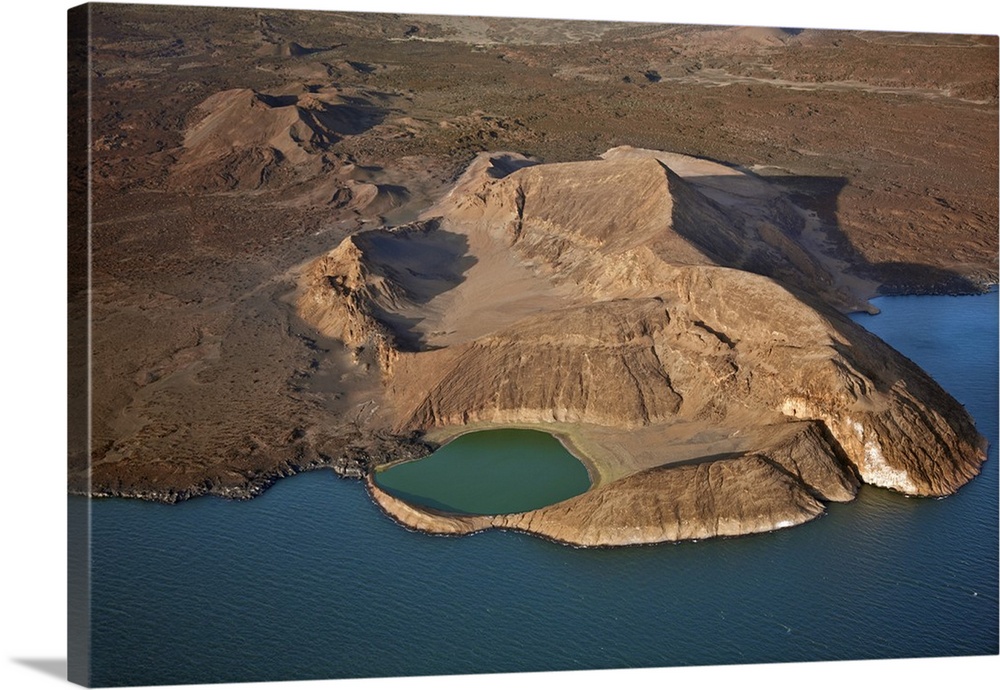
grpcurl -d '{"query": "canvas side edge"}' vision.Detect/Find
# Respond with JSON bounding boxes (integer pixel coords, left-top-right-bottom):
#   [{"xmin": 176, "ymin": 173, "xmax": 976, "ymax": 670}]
[{"xmin": 67, "ymin": 3, "xmax": 93, "ymax": 687}]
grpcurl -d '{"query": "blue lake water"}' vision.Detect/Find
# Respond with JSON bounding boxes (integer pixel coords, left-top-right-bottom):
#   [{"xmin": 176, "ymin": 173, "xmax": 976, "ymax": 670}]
[{"xmin": 82, "ymin": 290, "xmax": 998, "ymax": 687}]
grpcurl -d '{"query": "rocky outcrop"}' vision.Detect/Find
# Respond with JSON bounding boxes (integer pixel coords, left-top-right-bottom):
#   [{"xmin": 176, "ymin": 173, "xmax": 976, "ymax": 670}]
[
  {"xmin": 299, "ymin": 147, "xmax": 988, "ymax": 546},
  {"xmin": 297, "ymin": 230, "xmax": 405, "ymax": 375},
  {"xmin": 296, "ymin": 218, "xmax": 470, "ymax": 374},
  {"xmin": 371, "ymin": 455, "xmax": 826, "ymax": 545},
  {"xmin": 368, "ymin": 420, "xmax": 859, "ymax": 546},
  {"xmin": 394, "ymin": 300, "xmax": 685, "ymax": 429}
]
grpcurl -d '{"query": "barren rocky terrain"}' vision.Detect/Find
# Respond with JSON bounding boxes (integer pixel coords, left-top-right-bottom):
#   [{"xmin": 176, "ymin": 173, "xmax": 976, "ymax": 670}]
[
  {"xmin": 303, "ymin": 149, "xmax": 985, "ymax": 544},
  {"xmin": 70, "ymin": 5, "xmax": 996, "ymax": 542}
]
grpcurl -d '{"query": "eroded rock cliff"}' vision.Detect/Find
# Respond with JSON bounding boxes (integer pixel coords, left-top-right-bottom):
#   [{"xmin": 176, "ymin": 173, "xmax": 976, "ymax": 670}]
[{"xmin": 299, "ymin": 147, "xmax": 987, "ymax": 546}]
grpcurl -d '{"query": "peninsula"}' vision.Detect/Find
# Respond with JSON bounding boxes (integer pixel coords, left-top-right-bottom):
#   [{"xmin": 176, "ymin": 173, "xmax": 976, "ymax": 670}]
[{"xmin": 299, "ymin": 147, "xmax": 987, "ymax": 545}]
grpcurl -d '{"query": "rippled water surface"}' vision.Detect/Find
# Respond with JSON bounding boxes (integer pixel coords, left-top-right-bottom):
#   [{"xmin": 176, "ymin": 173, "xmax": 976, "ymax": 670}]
[{"xmin": 84, "ymin": 291, "xmax": 998, "ymax": 687}]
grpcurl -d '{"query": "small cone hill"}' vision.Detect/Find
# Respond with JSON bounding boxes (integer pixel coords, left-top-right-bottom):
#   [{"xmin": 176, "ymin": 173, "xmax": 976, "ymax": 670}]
[{"xmin": 169, "ymin": 87, "xmax": 403, "ymax": 214}]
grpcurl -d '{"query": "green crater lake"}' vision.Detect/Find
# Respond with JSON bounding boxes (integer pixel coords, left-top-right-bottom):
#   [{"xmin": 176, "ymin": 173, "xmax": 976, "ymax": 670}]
[{"xmin": 374, "ymin": 428, "xmax": 592, "ymax": 514}]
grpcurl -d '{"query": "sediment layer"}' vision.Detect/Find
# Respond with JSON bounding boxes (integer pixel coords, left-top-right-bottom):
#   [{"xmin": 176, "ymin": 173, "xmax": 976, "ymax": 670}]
[{"xmin": 298, "ymin": 149, "xmax": 988, "ymax": 546}]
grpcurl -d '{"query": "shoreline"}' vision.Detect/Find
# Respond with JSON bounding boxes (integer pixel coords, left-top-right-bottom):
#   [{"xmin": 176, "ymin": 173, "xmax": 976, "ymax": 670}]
[
  {"xmin": 75, "ymin": 285, "xmax": 994, "ymax": 548},
  {"xmin": 73, "ymin": 280, "xmax": 997, "ymax": 509},
  {"xmin": 363, "ymin": 460, "xmax": 827, "ymax": 547}
]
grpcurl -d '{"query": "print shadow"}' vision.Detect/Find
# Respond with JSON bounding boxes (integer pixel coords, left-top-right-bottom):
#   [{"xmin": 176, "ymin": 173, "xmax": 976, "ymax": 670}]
[{"xmin": 13, "ymin": 658, "xmax": 67, "ymax": 681}]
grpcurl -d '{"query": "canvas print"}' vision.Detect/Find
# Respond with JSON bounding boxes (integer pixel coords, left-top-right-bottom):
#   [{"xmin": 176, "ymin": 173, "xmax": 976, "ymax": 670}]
[{"xmin": 67, "ymin": 2, "xmax": 998, "ymax": 687}]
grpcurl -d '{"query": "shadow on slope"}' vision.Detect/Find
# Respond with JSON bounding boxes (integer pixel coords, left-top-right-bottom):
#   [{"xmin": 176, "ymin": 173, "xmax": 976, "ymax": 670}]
[
  {"xmin": 357, "ymin": 225, "xmax": 478, "ymax": 351},
  {"xmin": 670, "ymin": 169, "xmax": 988, "ymax": 309},
  {"xmin": 171, "ymin": 88, "xmax": 389, "ymax": 193}
]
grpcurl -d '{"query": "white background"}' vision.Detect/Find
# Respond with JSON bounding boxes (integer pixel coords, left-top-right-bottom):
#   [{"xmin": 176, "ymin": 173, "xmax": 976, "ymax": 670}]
[{"xmin": 2, "ymin": 1, "xmax": 997, "ymax": 689}]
